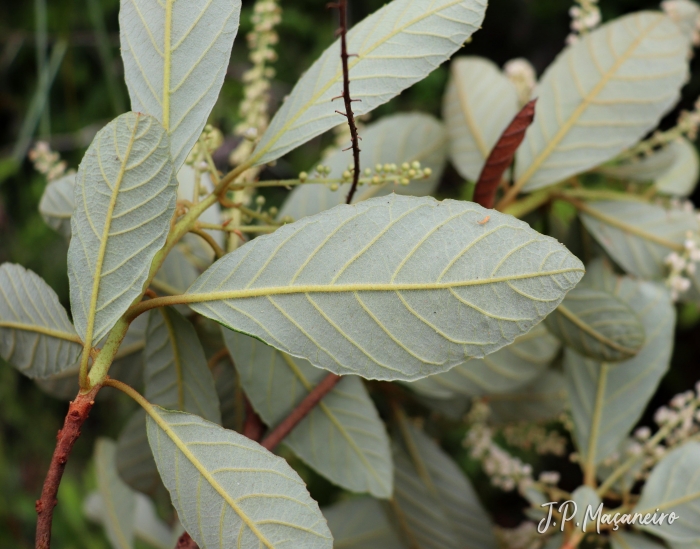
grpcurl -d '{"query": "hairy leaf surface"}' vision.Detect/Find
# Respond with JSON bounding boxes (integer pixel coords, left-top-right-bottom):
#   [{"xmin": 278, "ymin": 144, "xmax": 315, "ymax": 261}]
[
  {"xmin": 120, "ymin": 0, "xmax": 242, "ymax": 169},
  {"xmin": 565, "ymin": 262, "xmax": 675, "ymax": 467},
  {"xmin": 39, "ymin": 173, "xmax": 75, "ymax": 239},
  {"xmin": 544, "ymin": 286, "xmax": 645, "ymax": 361},
  {"xmin": 146, "ymin": 407, "xmax": 333, "ymax": 549},
  {"xmin": 393, "ymin": 422, "xmax": 497, "ymax": 549},
  {"xmin": 323, "ymin": 498, "xmax": 405, "ymax": 549},
  {"xmin": 279, "ymin": 113, "xmax": 447, "ymax": 221},
  {"xmin": 0, "ymin": 263, "xmax": 82, "ymax": 378},
  {"xmin": 516, "ymin": 12, "xmax": 690, "ymax": 192},
  {"xmin": 223, "ymin": 329, "xmax": 392, "ymax": 498},
  {"xmin": 656, "ymin": 138, "xmax": 700, "ymax": 196},
  {"xmin": 187, "ymin": 195, "xmax": 584, "ymax": 381},
  {"xmin": 598, "ymin": 146, "xmax": 677, "ymax": 182},
  {"xmin": 252, "ymin": 0, "xmax": 487, "ymax": 166},
  {"xmin": 408, "ymin": 325, "xmax": 559, "ymax": 399},
  {"xmin": 117, "ymin": 307, "xmax": 220, "ymax": 494},
  {"xmin": 634, "ymin": 442, "xmax": 700, "ymax": 542},
  {"xmin": 443, "ymin": 57, "xmax": 520, "ymax": 181},
  {"xmin": 68, "ymin": 112, "xmax": 177, "ymax": 347},
  {"xmin": 95, "ymin": 439, "xmax": 135, "ymax": 549},
  {"xmin": 579, "ymin": 200, "xmax": 697, "ymax": 279}
]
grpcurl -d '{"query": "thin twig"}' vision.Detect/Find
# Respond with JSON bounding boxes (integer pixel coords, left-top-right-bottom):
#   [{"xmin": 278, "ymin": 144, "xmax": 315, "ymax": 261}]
[
  {"xmin": 243, "ymin": 397, "xmax": 266, "ymax": 442},
  {"xmin": 260, "ymin": 373, "xmax": 342, "ymax": 450},
  {"xmin": 190, "ymin": 228, "xmax": 226, "ymax": 259},
  {"xmin": 329, "ymin": 0, "xmax": 361, "ymax": 204},
  {"xmin": 35, "ymin": 384, "xmax": 102, "ymax": 549}
]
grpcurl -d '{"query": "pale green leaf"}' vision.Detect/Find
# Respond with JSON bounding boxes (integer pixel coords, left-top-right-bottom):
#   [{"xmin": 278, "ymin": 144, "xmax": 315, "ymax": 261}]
[
  {"xmin": 544, "ymin": 286, "xmax": 645, "ymax": 362},
  {"xmin": 186, "ymin": 194, "xmax": 584, "ymax": 381},
  {"xmin": 611, "ymin": 532, "xmax": 667, "ymax": 549},
  {"xmin": 516, "ymin": 12, "xmax": 690, "ymax": 192},
  {"xmin": 488, "ymin": 370, "xmax": 568, "ymax": 424},
  {"xmin": 85, "ymin": 491, "xmax": 174, "ymax": 549},
  {"xmin": 598, "ymin": 146, "xmax": 677, "ymax": 182},
  {"xmin": 177, "ymin": 165, "xmax": 223, "ymax": 247},
  {"xmin": 408, "ymin": 325, "xmax": 560, "ymax": 399},
  {"xmin": 68, "ymin": 112, "xmax": 177, "ymax": 347},
  {"xmin": 210, "ymin": 354, "xmax": 238, "ymax": 431},
  {"xmin": 0, "ymin": 263, "xmax": 82, "ymax": 378},
  {"xmin": 251, "ymin": 0, "xmax": 487, "ymax": 166},
  {"xmin": 634, "ymin": 441, "xmax": 700, "ymax": 542},
  {"xmin": 564, "ymin": 261, "xmax": 675, "ymax": 468},
  {"xmin": 146, "ymin": 407, "xmax": 333, "ymax": 549},
  {"xmin": 442, "ymin": 56, "xmax": 520, "ymax": 181},
  {"xmin": 151, "ymin": 244, "xmax": 200, "ymax": 299},
  {"xmin": 94, "ymin": 438, "xmax": 135, "ymax": 549},
  {"xmin": 414, "ymin": 393, "xmax": 471, "ymax": 420},
  {"xmin": 278, "ymin": 113, "xmax": 447, "ymax": 221},
  {"xmin": 120, "ymin": 0, "xmax": 242, "ymax": 169},
  {"xmin": 571, "ymin": 485, "xmax": 601, "ymax": 526},
  {"xmin": 222, "ymin": 329, "xmax": 392, "ymax": 498},
  {"xmin": 596, "ymin": 438, "xmax": 644, "ymax": 493},
  {"xmin": 656, "ymin": 138, "xmax": 700, "ymax": 196},
  {"xmin": 665, "ymin": 0, "xmax": 700, "ymax": 42},
  {"xmin": 393, "ymin": 422, "xmax": 497, "ymax": 549},
  {"xmin": 117, "ymin": 307, "xmax": 221, "ymax": 494},
  {"xmin": 579, "ymin": 200, "xmax": 697, "ymax": 279},
  {"xmin": 39, "ymin": 173, "xmax": 75, "ymax": 239},
  {"xmin": 322, "ymin": 497, "xmax": 405, "ymax": 549}
]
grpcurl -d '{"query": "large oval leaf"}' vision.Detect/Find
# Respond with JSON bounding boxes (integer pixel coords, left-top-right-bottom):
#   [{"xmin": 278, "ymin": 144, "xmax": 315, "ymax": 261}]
[
  {"xmin": 186, "ymin": 194, "xmax": 584, "ymax": 381},
  {"xmin": 544, "ymin": 286, "xmax": 645, "ymax": 361},
  {"xmin": 223, "ymin": 329, "xmax": 392, "ymax": 498},
  {"xmin": 442, "ymin": 57, "xmax": 520, "ymax": 181},
  {"xmin": 579, "ymin": 200, "xmax": 697, "ymax": 279},
  {"xmin": 393, "ymin": 421, "xmax": 497, "ymax": 549},
  {"xmin": 120, "ymin": 0, "xmax": 242, "ymax": 169},
  {"xmin": 117, "ymin": 307, "xmax": 220, "ymax": 494},
  {"xmin": 656, "ymin": 138, "xmax": 700, "ymax": 196},
  {"xmin": 251, "ymin": 0, "xmax": 487, "ymax": 166},
  {"xmin": 278, "ymin": 113, "xmax": 447, "ymax": 221},
  {"xmin": 146, "ymin": 407, "xmax": 333, "ymax": 549},
  {"xmin": 322, "ymin": 497, "xmax": 405, "ymax": 549},
  {"xmin": 634, "ymin": 442, "xmax": 700, "ymax": 543},
  {"xmin": 39, "ymin": 173, "xmax": 75, "ymax": 239},
  {"xmin": 564, "ymin": 261, "xmax": 675, "ymax": 469},
  {"xmin": 0, "ymin": 263, "xmax": 82, "ymax": 378},
  {"xmin": 515, "ymin": 11, "xmax": 690, "ymax": 192},
  {"xmin": 68, "ymin": 112, "xmax": 177, "ymax": 348},
  {"xmin": 408, "ymin": 325, "xmax": 560, "ymax": 399},
  {"xmin": 94, "ymin": 439, "xmax": 135, "ymax": 549}
]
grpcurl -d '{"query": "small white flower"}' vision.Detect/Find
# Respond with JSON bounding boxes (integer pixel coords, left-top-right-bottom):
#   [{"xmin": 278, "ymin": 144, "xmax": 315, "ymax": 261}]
[{"xmin": 634, "ymin": 426, "xmax": 651, "ymax": 441}]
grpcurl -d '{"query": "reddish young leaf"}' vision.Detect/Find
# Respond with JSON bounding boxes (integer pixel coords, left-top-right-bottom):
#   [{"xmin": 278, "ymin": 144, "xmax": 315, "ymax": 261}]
[{"xmin": 473, "ymin": 99, "xmax": 537, "ymax": 209}]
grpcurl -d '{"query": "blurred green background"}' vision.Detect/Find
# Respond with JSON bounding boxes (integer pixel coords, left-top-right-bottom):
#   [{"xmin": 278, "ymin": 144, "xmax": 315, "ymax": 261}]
[{"xmin": 2, "ymin": 0, "xmax": 700, "ymax": 547}]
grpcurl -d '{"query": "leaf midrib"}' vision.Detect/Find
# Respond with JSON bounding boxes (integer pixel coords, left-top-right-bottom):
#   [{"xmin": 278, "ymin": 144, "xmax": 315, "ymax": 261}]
[
  {"xmin": 0, "ymin": 321, "xmax": 82, "ymax": 344},
  {"xmin": 185, "ymin": 267, "xmax": 583, "ymax": 303},
  {"xmin": 556, "ymin": 303, "xmax": 639, "ymax": 356}
]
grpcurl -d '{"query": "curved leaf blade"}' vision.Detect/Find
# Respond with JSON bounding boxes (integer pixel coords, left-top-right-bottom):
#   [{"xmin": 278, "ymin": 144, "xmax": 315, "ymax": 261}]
[
  {"xmin": 146, "ymin": 407, "xmax": 333, "ymax": 549},
  {"xmin": 599, "ymin": 145, "xmax": 677, "ymax": 182},
  {"xmin": 39, "ymin": 173, "xmax": 75, "ymax": 239},
  {"xmin": 323, "ymin": 497, "xmax": 405, "ymax": 549},
  {"xmin": 117, "ymin": 307, "xmax": 220, "ymax": 494},
  {"xmin": 564, "ymin": 261, "xmax": 675, "ymax": 467},
  {"xmin": 579, "ymin": 200, "xmax": 697, "ymax": 279},
  {"xmin": 223, "ymin": 329, "xmax": 393, "ymax": 498},
  {"xmin": 656, "ymin": 138, "xmax": 700, "ymax": 196},
  {"xmin": 252, "ymin": 0, "xmax": 487, "ymax": 166},
  {"xmin": 408, "ymin": 324, "xmax": 560, "ymax": 399},
  {"xmin": 278, "ymin": 113, "xmax": 447, "ymax": 221},
  {"xmin": 187, "ymin": 195, "xmax": 584, "ymax": 381},
  {"xmin": 442, "ymin": 56, "xmax": 520, "ymax": 181},
  {"xmin": 0, "ymin": 263, "xmax": 82, "ymax": 378},
  {"xmin": 68, "ymin": 112, "xmax": 177, "ymax": 347},
  {"xmin": 516, "ymin": 12, "xmax": 690, "ymax": 192},
  {"xmin": 544, "ymin": 286, "xmax": 645, "ymax": 361},
  {"xmin": 634, "ymin": 442, "xmax": 700, "ymax": 542},
  {"xmin": 488, "ymin": 370, "xmax": 568, "ymax": 424},
  {"xmin": 120, "ymin": 0, "xmax": 242, "ymax": 169}
]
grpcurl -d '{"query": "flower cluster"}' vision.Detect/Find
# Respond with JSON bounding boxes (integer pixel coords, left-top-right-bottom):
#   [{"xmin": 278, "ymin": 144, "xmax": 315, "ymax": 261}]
[
  {"xmin": 28, "ymin": 141, "xmax": 67, "ymax": 181},
  {"xmin": 662, "ymin": 0, "xmax": 700, "ymax": 46},
  {"xmin": 502, "ymin": 423, "xmax": 568, "ymax": 457},
  {"xmin": 186, "ymin": 124, "xmax": 224, "ymax": 168},
  {"xmin": 504, "ymin": 58, "xmax": 536, "ymax": 107},
  {"xmin": 230, "ymin": 0, "xmax": 281, "ymax": 167},
  {"xmin": 664, "ymin": 230, "xmax": 700, "ymax": 301},
  {"xmin": 464, "ymin": 402, "xmax": 534, "ymax": 492},
  {"xmin": 301, "ymin": 161, "xmax": 433, "ymax": 193},
  {"xmin": 566, "ymin": 0, "xmax": 601, "ymax": 45}
]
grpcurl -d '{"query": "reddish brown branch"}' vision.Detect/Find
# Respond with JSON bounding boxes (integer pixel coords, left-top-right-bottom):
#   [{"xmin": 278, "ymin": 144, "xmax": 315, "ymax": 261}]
[
  {"xmin": 35, "ymin": 384, "xmax": 101, "ymax": 549},
  {"xmin": 243, "ymin": 396, "xmax": 266, "ymax": 442},
  {"xmin": 260, "ymin": 373, "xmax": 342, "ymax": 450},
  {"xmin": 330, "ymin": 0, "xmax": 361, "ymax": 204},
  {"xmin": 474, "ymin": 99, "xmax": 537, "ymax": 209},
  {"xmin": 175, "ymin": 532, "xmax": 199, "ymax": 549}
]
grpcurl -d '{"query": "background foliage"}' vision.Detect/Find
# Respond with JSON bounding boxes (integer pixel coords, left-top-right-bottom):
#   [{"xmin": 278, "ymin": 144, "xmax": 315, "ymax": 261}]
[{"xmin": 2, "ymin": 0, "xmax": 700, "ymax": 546}]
